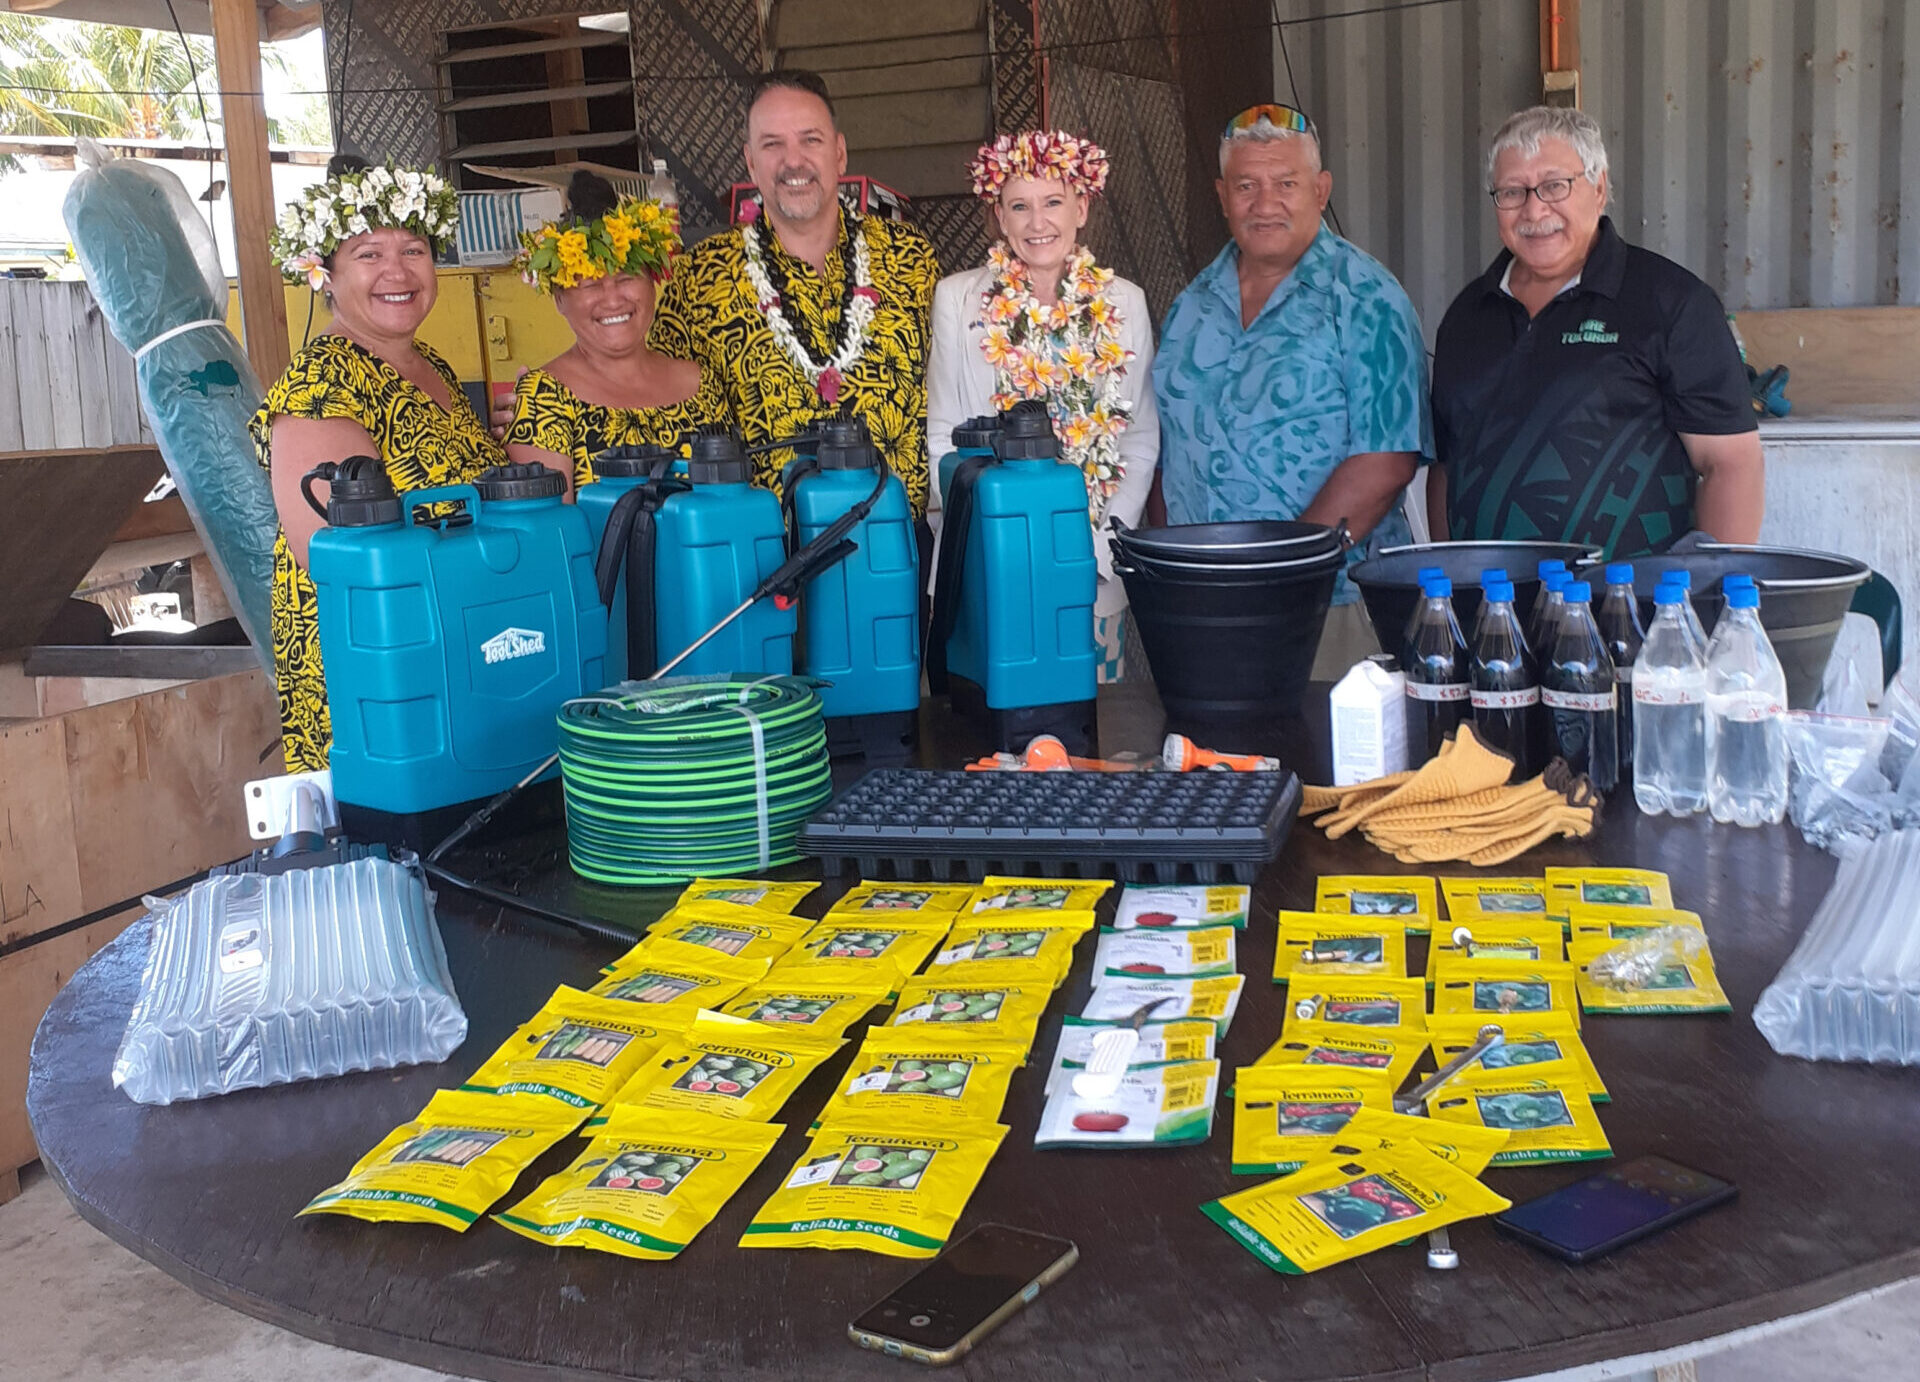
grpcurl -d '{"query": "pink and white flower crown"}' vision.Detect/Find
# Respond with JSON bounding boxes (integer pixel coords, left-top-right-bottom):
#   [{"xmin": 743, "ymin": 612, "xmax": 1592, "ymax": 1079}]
[{"xmin": 969, "ymin": 130, "xmax": 1111, "ymax": 201}]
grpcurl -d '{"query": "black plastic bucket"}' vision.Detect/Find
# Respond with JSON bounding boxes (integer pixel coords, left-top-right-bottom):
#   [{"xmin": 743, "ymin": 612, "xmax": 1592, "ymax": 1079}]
[
  {"xmin": 1112, "ymin": 518, "xmax": 1345, "ymax": 566},
  {"xmin": 1117, "ymin": 546, "xmax": 1341, "ymax": 727},
  {"xmin": 1349, "ymin": 541, "xmax": 1602, "ymax": 655}
]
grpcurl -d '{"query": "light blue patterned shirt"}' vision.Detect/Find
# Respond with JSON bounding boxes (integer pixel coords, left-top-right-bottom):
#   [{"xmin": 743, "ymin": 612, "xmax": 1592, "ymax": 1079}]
[{"xmin": 1153, "ymin": 228, "xmax": 1433, "ymax": 602}]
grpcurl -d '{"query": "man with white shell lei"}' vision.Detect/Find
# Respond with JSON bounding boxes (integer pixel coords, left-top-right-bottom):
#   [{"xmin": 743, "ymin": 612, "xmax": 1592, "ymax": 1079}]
[{"xmin": 647, "ymin": 70, "xmax": 940, "ymax": 514}]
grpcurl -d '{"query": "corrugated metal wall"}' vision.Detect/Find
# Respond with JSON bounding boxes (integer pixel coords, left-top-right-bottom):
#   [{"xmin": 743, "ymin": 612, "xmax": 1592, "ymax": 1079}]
[{"xmin": 1272, "ymin": 0, "xmax": 1920, "ymax": 343}]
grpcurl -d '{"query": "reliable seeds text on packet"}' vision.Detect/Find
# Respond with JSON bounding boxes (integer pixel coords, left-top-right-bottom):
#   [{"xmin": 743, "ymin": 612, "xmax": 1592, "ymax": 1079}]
[
  {"xmin": 460, "ymin": 987, "xmax": 682, "ymax": 1111},
  {"xmin": 816, "ymin": 1028, "xmax": 1027, "ymax": 1131},
  {"xmin": 1570, "ymin": 935, "xmax": 1732, "ymax": 1014},
  {"xmin": 771, "ymin": 915, "xmax": 953, "ymax": 986},
  {"xmin": 1081, "ymin": 974, "xmax": 1246, "ymax": 1037},
  {"xmin": 494, "ymin": 1108, "xmax": 783, "ymax": 1260},
  {"xmin": 968, "ymin": 875, "xmax": 1113, "ymax": 915},
  {"xmin": 1112, "ymin": 883, "xmax": 1251, "ymax": 930},
  {"xmin": 741, "ymin": 1122, "xmax": 1009, "ymax": 1257},
  {"xmin": 1334, "ymin": 1106, "xmax": 1510, "ymax": 1176},
  {"xmin": 1091, "ymin": 924, "xmax": 1236, "ymax": 983},
  {"xmin": 590, "ymin": 955, "xmax": 764, "ymax": 1015},
  {"xmin": 1432, "ymin": 956, "xmax": 1582, "ymax": 1026},
  {"xmin": 1424, "ymin": 917, "xmax": 1567, "ymax": 983},
  {"xmin": 644, "ymin": 902, "xmax": 814, "ymax": 966},
  {"xmin": 677, "ymin": 877, "xmax": 819, "ymax": 913},
  {"xmin": 1544, "ymin": 866, "xmax": 1674, "ymax": 914},
  {"xmin": 1230, "ymin": 1066, "xmax": 1396, "ymax": 1175},
  {"xmin": 595, "ymin": 1010, "xmax": 844, "ymax": 1126},
  {"xmin": 1253, "ymin": 1022, "xmax": 1426, "ymax": 1090},
  {"xmin": 1439, "ymin": 877, "xmax": 1561, "ymax": 924},
  {"xmin": 827, "ymin": 882, "xmax": 980, "ymax": 916},
  {"xmin": 1428, "ymin": 1070, "xmax": 1613, "ymax": 1164},
  {"xmin": 1034, "ymin": 1059, "xmax": 1221, "ymax": 1149},
  {"xmin": 299, "ymin": 1089, "xmax": 579, "ymax": 1231},
  {"xmin": 887, "ymin": 977, "xmax": 1053, "ymax": 1050},
  {"xmin": 1284, "ymin": 976, "xmax": 1431, "ymax": 1034},
  {"xmin": 1314, "ymin": 875, "xmax": 1439, "ymax": 934},
  {"xmin": 1567, "ymin": 904, "xmax": 1707, "ymax": 942},
  {"xmin": 1043, "ymin": 1014, "xmax": 1217, "ymax": 1096},
  {"xmin": 930, "ymin": 920, "xmax": 1092, "ymax": 988},
  {"xmin": 715, "ymin": 979, "xmax": 894, "ymax": 1038},
  {"xmin": 1427, "ymin": 1011, "xmax": 1608, "ymax": 1101},
  {"xmin": 1273, "ymin": 912, "xmax": 1408, "ymax": 984},
  {"xmin": 1201, "ymin": 1138, "xmax": 1511, "ymax": 1274}
]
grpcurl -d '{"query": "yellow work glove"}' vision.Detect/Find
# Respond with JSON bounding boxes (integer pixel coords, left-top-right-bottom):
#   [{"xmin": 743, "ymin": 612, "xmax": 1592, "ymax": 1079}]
[{"xmin": 1322, "ymin": 728, "xmax": 1515, "ymax": 840}]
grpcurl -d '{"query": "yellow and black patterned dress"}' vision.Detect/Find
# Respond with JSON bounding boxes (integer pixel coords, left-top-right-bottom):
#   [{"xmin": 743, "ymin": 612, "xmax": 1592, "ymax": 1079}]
[
  {"xmin": 249, "ymin": 336, "xmax": 504, "ymax": 773},
  {"xmin": 648, "ymin": 210, "xmax": 939, "ymax": 515},
  {"xmin": 502, "ymin": 363, "xmax": 721, "ymax": 490}
]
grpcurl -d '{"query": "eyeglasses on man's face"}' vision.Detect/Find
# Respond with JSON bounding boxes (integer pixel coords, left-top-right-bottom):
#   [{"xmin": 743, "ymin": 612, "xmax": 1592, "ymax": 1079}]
[{"xmin": 1489, "ymin": 176, "xmax": 1579, "ymax": 211}]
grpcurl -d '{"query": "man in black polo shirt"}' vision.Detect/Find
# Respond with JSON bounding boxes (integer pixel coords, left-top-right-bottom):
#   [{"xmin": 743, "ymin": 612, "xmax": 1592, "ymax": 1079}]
[{"xmin": 1428, "ymin": 106, "xmax": 1763, "ymax": 555}]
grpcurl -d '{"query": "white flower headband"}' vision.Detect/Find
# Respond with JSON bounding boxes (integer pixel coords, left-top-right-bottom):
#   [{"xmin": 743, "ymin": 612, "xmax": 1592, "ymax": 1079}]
[{"xmin": 269, "ymin": 162, "xmax": 459, "ymax": 291}]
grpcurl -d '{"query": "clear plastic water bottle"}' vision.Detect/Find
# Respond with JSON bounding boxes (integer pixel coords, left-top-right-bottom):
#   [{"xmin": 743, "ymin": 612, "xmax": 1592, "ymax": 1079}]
[
  {"xmin": 1529, "ymin": 570, "xmax": 1571, "ymax": 657},
  {"xmin": 1469, "ymin": 576, "xmax": 1537, "ymax": 778},
  {"xmin": 1631, "ymin": 579, "xmax": 1709, "ymax": 816},
  {"xmin": 1597, "ymin": 562, "xmax": 1645, "ymax": 786},
  {"xmin": 1658, "ymin": 568, "xmax": 1711, "ymax": 647},
  {"xmin": 1542, "ymin": 581, "xmax": 1619, "ymax": 791},
  {"xmin": 1706, "ymin": 579, "xmax": 1789, "ymax": 826},
  {"xmin": 1402, "ymin": 565, "xmax": 1447, "ymax": 651},
  {"xmin": 1403, "ymin": 575, "xmax": 1469, "ymax": 765}
]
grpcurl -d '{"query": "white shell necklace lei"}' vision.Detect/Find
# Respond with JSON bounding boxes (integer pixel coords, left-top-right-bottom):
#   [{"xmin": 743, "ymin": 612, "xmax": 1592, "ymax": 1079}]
[{"xmin": 740, "ymin": 216, "xmax": 878, "ymax": 405}]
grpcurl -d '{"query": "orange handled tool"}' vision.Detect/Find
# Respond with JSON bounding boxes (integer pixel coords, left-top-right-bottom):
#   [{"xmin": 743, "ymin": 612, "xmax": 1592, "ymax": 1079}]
[{"xmin": 1161, "ymin": 734, "xmax": 1279, "ymax": 773}]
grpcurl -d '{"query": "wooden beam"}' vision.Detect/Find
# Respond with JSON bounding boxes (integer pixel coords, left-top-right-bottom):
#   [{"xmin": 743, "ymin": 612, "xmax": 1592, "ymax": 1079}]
[
  {"xmin": 209, "ymin": 0, "xmax": 291, "ymax": 384},
  {"xmin": 1539, "ymin": 0, "xmax": 1581, "ymax": 107}
]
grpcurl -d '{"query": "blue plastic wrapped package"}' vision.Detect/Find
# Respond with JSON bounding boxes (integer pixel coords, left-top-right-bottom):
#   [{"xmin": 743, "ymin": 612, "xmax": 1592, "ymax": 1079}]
[
  {"xmin": 112, "ymin": 857, "xmax": 468, "ymax": 1104},
  {"xmin": 61, "ymin": 138, "xmax": 277, "ymax": 671}
]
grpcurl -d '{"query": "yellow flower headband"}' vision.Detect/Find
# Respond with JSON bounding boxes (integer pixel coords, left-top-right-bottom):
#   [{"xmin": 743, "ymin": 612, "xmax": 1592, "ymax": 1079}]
[{"xmin": 516, "ymin": 196, "xmax": 680, "ymax": 294}]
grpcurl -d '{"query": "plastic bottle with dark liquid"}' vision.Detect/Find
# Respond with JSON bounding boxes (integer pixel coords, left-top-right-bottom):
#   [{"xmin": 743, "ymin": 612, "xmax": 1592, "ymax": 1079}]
[
  {"xmin": 1542, "ymin": 581, "xmax": 1620, "ymax": 790},
  {"xmin": 1402, "ymin": 575, "xmax": 1469, "ymax": 765},
  {"xmin": 1400, "ymin": 564, "xmax": 1446, "ymax": 653},
  {"xmin": 1596, "ymin": 561, "xmax": 1645, "ymax": 787},
  {"xmin": 1528, "ymin": 568, "xmax": 1570, "ymax": 656},
  {"xmin": 1468, "ymin": 567, "xmax": 1510, "ymax": 642},
  {"xmin": 1469, "ymin": 575, "xmax": 1538, "ymax": 779}
]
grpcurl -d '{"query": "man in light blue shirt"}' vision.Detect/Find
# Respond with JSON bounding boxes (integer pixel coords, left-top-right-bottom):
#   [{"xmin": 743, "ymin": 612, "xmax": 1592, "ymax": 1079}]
[{"xmin": 1154, "ymin": 103, "xmax": 1432, "ymax": 674}]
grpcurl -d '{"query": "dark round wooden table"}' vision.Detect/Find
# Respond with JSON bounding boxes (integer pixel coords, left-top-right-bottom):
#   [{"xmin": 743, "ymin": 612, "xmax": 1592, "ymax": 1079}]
[{"xmin": 27, "ymin": 689, "xmax": 1920, "ymax": 1382}]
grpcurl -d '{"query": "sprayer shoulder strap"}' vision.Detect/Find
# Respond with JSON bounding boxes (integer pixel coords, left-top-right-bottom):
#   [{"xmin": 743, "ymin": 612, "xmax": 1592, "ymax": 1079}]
[
  {"xmin": 593, "ymin": 480, "xmax": 680, "ymax": 679},
  {"xmin": 924, "ymin": 454, "xmax": 994, "ymax": 694}
]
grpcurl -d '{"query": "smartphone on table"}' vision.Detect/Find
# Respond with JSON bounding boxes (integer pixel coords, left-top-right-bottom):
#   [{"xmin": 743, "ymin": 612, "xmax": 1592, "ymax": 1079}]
[
  {"xmin": 849, "ymin": 1223, "xmax": 1078, "ymax": 1365},
  {"xmin": 1493, "ymin": 1154, "xmax": 1737, "ymax": 1264}
]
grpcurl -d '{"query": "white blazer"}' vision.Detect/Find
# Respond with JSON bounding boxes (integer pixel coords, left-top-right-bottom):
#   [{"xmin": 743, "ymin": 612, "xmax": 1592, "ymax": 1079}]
[{"xmin": 925, "ymin": 262, "xmax": 1160, "ymax": 618}]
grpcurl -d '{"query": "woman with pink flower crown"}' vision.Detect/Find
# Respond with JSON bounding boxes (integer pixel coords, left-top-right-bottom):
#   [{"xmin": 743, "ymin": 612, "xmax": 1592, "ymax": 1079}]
[{"xmin": 927, "ymin": 130, "xmax": 1159, "ymax": 683}]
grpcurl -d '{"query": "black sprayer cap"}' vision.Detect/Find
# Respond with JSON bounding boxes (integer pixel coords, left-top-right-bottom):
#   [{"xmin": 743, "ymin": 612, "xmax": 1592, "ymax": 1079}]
[
  {"xmin": 475, "ymin": 463, "xmax": 566, "ymax": 501},
  {"xmin": 951, "ymin": 414, "xmax": 1001, "ymax": 451},
  {"xmin": 688, "ymin": 428, "xmax": 752, "ymax": 485},
  {"xmin": 326, "ymin": 455, "xmax": 402, "ymax": 527},
  {"xmin": 993, "ymin": 399, "xmax": 1059, "ymax": 461},
  {"xmin": 594, "ymin": 443, "xmax": 679, "ymax": 479},
  {"xmin": 815, "ymin": 415, "xmax": 881, "ymax": 471}
]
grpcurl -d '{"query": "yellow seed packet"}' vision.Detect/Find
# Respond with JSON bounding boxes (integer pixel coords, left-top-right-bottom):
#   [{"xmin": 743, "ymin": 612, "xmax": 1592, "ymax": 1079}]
[
  {"xmin": 598, "ymin": 1010, "xmax": 844, "ymax": 1125},
  {"xmin": 299, "ymin": 1089, "xmax": 579, "ymax": 1231},
  {"xmin": 1314, "ymin": 875, "xmax": 1439, "ymax": 934},
  {"xmin": 642, "ymin": 901, "xmax": 814, "ymax": 966},
  {"xmin": 1113, "ymin": 883, "xmax": 1251, "ymax": 930},
  {"xmin": 1428, "ymin": 1070, "xmax": 1613, "ymax": 1164},
  {"xmin": 460, "ymin": 987, "xmax": 682, "ymax": 1111},
  {"xmin": 887, "ymin": 976, "xmax": 1054, "ymax": 1048},
  {"xmin": 770, "ymin": 915, "xmax": 954, "ymax": 984},
  {"xmin": 1567, "ymin": 904, "xmax": 1707, "ymax": 943},
  {"xmin": 493, "ymin": 1108, "xmax": 783, "ymax": 1260},
  {"xmin": 588, "ymin": 956, "xmax": 759, "ymax": 1015},
  {"xmin": 827, "ymin": 882, "xmax": 979, "ymax": 916},
  {"xmin": 1230, "ymin": 1065, "xmax": 1397, "ymax": 1175},
  {"xmin": 1201, "ymin": 1138, "xmax": 1510, "ymax": 1274},
  {"xmin": 1424, "ymin": 917, "xmax": 1567, "ymax": 983},
  {"xmin": 1273, "ymin": 912, "xmax": 1408, "ymax": 984},
  {"xmin": 1439, "ymin": 877, "xmax": 1561, "ymax": 924},
  {"xmin": 1332, "ymin": 1106, "xmax": 1511, "ymax": 1177},
  {"xmin": 715, "ymin": 978, "xmax": 894, "ymax": 1038},
  {"xmin": 968, "ymin": 875, "xmax": 1113, "ymax": 915},
  {"xmin": 1570, "ymin": 935, "xmax": 1731, "ymax": 1014},
  {"xmin": 1431, "ymin": 956, "xmax": 1581, "ymax": 1027},
  {"xmin": 677, "ymin": 877, "xmax": 818, "ymax": 913},
  {"xmin": 1427, "ymin": 1011, "xmax": 1608, "ymax": 1102},
  {"xmin": 816, "ymin": 1029, "xmax": 1026, "ymax": 1131},
  {"xmin": 1545, "ymin": 866, "xmax": 1673, "ymax": 914},
  {"xmin": 1253, "ymin": 1022, "xmax": 1425, "ymax": 1090},
  {"xmin": 1092, "ymin": 924, "xmax": 1236, "ymax": 982},
  {"xmin": 741, "ymin": 1122, "xmax": 1009, "ymax": 1257},
  {"xmin": 928, "ymin": 920, "xmax": 1090, "ymax": 988},
  {"xmin": 1283, "ymin": 976, "xmax": 1431, "ymax": 1035}
]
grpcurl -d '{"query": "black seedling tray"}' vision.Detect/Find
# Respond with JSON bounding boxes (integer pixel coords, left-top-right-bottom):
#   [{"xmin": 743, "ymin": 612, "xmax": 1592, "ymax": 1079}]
[{"xmin": 798, "ymin": 768, "xmax": 1302, "ymax": 883}]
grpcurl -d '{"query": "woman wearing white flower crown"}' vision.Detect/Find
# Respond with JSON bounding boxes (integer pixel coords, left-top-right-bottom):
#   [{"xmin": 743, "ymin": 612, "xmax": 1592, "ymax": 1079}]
[
  {"xmin": 926, "ymin": 130, "xmax": 1159, "ymax": 682},
  {"xmin": 252, "ymin": 153, "xmax": 519, "ymax": 774}
]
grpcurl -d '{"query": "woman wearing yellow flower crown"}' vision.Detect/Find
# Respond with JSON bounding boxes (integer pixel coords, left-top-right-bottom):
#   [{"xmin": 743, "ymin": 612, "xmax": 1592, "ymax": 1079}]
[
  {"xmin": 927, "ymin": 131, "xmax": 1159, "ymax": 683},
  {"xmin": 503, "ymin": 171, "xmax": 719, "ymax": 492},
  {"xmin": 253, "ymin": 153, "xmax": 512, "ymax": 773}
]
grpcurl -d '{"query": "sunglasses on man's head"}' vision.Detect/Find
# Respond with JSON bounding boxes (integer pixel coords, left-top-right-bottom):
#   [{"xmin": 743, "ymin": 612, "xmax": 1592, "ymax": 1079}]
[{"xmin": 1224, "ymin": 103, "xmax": 1318, "ymax": 141}]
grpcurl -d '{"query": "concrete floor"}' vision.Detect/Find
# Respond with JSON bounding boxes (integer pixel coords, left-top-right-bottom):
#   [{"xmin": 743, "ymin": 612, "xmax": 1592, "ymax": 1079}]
[{"xmin": 3, "ymin": 1160, "xmax": 1916, "ymax": 1382}]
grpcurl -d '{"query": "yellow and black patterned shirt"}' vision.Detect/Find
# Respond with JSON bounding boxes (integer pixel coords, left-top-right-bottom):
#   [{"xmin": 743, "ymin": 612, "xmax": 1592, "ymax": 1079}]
[
  {"xmin": 648, "ymin": 211, "xmax": 939, "ymax": 515},
  {"xmin": 503, "ymin": 363, "xmax": 721, "ymax": 490},
  {"xmin": 249, "ymin": 335, "xmax": 504, "ymax": 773}
]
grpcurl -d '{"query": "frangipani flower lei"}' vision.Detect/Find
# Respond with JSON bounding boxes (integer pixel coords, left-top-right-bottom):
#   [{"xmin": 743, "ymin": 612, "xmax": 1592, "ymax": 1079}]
[
  {"xmin": 978, "ymin": 242, "xmax": 1134, "ymax": 513},
  {"xmin": 516, "ymin": 196, "xmax": 680, "ymax": 294},
  {"xmin": 269, "ymin": 162, "xmax": 458, "ymax": 291},
  {"xmin": 969, "ymin": 129, "xmax": 1110, "ymax": 201}
]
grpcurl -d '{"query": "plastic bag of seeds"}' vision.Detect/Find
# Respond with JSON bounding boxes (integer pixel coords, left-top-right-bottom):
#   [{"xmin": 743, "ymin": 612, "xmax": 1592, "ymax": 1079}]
[
  {"xmin": 816, "ymin": 1028, "xmax": 1026, "ymax": 1131},
  {"xmin": 460, "ymin": 987, "xmax": 684, "ymax": 1112}
]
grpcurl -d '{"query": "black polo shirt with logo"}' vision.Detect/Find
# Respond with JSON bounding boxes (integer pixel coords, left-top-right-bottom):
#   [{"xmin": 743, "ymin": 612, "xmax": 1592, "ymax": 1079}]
[{"xmin": 1431, "ymin": 216, "xmax": 1756, "ymax": 558}]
